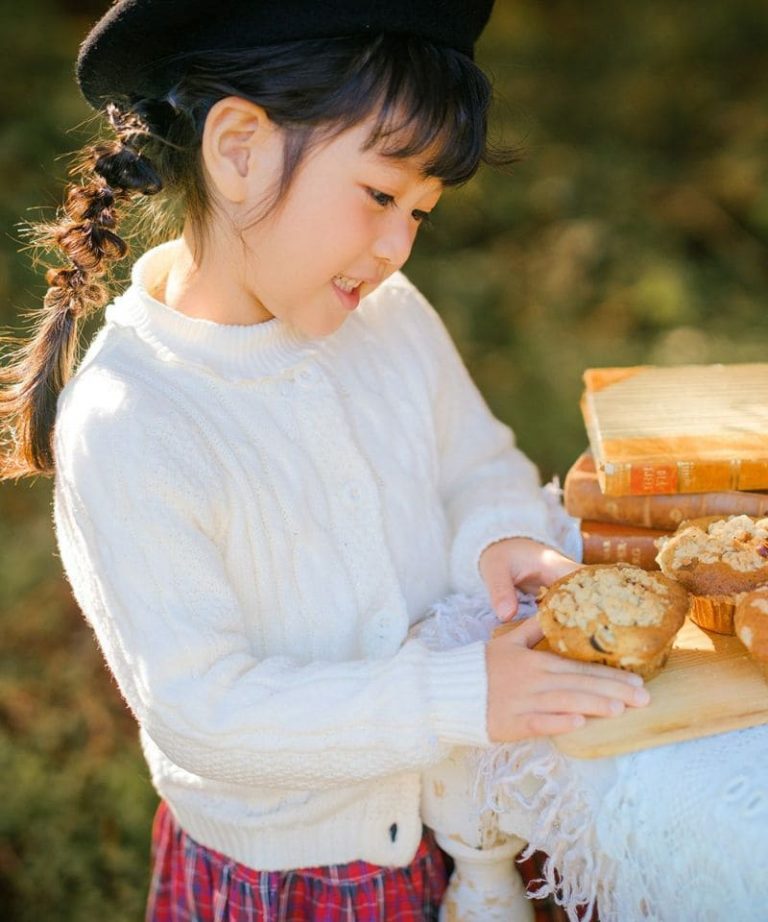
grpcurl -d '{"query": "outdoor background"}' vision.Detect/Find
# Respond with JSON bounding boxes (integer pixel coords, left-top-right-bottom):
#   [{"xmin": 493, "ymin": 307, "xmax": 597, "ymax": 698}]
[{"xmin": 2, "ymin": 0, "xmax": 767, "ymax": 918}]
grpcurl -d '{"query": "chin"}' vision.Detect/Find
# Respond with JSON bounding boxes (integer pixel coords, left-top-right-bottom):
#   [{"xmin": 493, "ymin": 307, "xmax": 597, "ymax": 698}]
[{"xmin": 299, "ymin": 314, "xmax": 348, "ymax": 339}]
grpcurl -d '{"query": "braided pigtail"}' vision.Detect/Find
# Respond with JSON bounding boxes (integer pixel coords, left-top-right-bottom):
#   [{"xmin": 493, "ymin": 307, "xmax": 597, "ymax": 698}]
[{"xmin": 1, "ymin": 104, "xmax": 162, "ymax": 479}]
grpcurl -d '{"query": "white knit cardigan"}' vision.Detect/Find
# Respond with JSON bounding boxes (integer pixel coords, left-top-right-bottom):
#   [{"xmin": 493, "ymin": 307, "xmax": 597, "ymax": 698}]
[{"xmin": 52, "ymin": 238, "xmax": 557, "ymax": 870}]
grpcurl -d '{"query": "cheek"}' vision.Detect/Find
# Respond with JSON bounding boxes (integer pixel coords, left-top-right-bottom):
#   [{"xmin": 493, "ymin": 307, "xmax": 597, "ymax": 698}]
[
  {"xmin": 292, "ymin": 202, "xmax": 370, "ymax": 273},
  {"xmin": 245, "ymin": 185, "xmax": 372, "ymax": 295}
]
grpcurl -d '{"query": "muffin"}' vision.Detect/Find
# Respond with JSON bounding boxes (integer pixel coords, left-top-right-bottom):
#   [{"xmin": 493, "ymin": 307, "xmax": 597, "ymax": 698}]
[
  {"xmin": 734, "ymin": 587, "xmax": 768, "ymax": 682},
  {"xmin": 655, "ymin": 515, "xmax": 768, "ymax": 634},
  {"xmin": 685, "ymin": 592, "xmax": 751, "ymax": 635},
  {"xmin": 537, "ymin": 563, "xmax": 690, "ymax": 680}
]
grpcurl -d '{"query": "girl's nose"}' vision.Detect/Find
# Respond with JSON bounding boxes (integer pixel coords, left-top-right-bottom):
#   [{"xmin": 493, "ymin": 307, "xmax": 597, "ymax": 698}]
[{"xmin": 372, "ymin": 215, "xmax": 418, "ymax": 269}]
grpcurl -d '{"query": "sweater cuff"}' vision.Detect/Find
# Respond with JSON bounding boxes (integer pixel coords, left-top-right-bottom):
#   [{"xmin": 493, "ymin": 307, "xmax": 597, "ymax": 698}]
[
  {"xmin": 425, "ymin": 641, "xmax": 491, "ymax": 749},
  {"xmin": 450, "ymin": 506, "xmax": 555, "ymax": 595}
]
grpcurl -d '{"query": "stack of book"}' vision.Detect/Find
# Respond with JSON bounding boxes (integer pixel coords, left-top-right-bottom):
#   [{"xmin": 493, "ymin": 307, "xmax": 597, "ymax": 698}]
[{"xmin": 564, "ymin": 364, "xmax": 768, "ymax": 569}]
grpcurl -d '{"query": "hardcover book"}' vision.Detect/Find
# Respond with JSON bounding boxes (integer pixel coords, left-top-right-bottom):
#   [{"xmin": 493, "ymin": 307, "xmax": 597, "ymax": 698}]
[
  {"xmin": 581, "ymin": 364, "xmax": 768, "ymax": 496},
  {"xmin": 580, "ymin": 520, "xmax": 668, "ymax": 570},
  {"xmin": 564, "ymin": 451, "xmax": 768, "ymax": 529}
]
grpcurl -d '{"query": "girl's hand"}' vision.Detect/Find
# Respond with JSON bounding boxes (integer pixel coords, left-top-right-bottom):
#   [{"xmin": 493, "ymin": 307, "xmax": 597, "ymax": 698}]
[
  {"xmin": 485, "ymin": 617, "xmax": 651, "ymax": 741},
  {"xmin": 480, "ymin": 536, "xmax": 581, "ymax": 621}
]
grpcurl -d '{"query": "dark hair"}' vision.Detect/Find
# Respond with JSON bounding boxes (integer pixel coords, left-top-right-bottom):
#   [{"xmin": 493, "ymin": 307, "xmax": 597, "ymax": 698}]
[{"xmin": 2, "ymin": 32, "xmax": 517, "ymax": 479}]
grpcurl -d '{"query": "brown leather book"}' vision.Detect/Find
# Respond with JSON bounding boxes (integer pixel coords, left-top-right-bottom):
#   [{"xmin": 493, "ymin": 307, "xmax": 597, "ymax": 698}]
[
  {"xmin": 565, "ymin": 452, "xmax": 768, "ymax": 529},
  {"xmin": 580, "ymin": 520, "xmax": 669, "ymax": 570},
  {"xmin": 580, "ymin": 364, "xmax": 768, "ymax": 496}
]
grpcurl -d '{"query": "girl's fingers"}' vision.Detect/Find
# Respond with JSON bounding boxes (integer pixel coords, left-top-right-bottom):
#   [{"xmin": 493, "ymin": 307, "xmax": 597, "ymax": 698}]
[
  {"xmin": 524, "ymin": 712, "xmax": 586, "ymax": 737},
  {"xmin": 542, "ymin": 671, "xmax": 651, "ymax": 707},
  {"xmin": 539, "ymin": 650, "xmax": 646, "ymax": 686},
  {"xmin": 506, "ymin": 616, "xmax": 544, "ymax": 648},
  {"xmin": 540, "ymin": 551, "xmax": 582, "ymax": 584},
  {"xmin": 534, "ymin": 689, "xmax": 632, "ymax": 717},
  {"xmin": 487, "ymin": 636, "xmax": 652, "ymax": 744}
]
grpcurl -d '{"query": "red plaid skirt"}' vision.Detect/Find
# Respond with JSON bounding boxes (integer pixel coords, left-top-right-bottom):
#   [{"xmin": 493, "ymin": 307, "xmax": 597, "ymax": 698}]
[{"xmin": 145, "ymin": 800, "xmax": 449, "ymax": 921}]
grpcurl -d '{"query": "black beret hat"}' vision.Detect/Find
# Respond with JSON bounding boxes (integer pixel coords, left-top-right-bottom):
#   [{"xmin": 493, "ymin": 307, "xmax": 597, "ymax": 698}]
[{"xmin": 76, "ymin": 0, "xmax": 495, "ymax": 110}]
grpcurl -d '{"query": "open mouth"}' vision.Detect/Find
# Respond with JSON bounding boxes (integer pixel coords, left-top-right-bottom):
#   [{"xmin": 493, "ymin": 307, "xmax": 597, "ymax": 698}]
[{"xmin": 332, "ymin": 274, "xmax": 363, "ymax": 310}]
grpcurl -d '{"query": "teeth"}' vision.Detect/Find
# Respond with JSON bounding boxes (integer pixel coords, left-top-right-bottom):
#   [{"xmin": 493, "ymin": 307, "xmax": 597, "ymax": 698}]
[{"xmin": 333, "ymin": 275, "xmax": 361, "ymax": 293}]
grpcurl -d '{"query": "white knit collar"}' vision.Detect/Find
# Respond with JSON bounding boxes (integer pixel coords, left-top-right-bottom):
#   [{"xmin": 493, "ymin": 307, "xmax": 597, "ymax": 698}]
[{"xmin": 105, "ymin": 237, "xmax": 322, "ymax": 380}]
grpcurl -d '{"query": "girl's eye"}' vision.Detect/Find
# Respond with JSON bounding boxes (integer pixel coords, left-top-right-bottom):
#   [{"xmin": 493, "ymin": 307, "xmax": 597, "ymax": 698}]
[
  {"xmin": 367, "ymin": 188, "xmax": 433, "ymax": 227},
  {"xmin": 367, "ymin": 188, "xmax": 395, "ymax": 208}
]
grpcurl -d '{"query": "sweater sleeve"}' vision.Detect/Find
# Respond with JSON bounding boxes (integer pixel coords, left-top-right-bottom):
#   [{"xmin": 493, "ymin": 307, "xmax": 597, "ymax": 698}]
[
  {"xmin": 400, "ymin": 279, "xmax": 560, "ymax": 595},
  {"xmin": 53, "ymin": 370, "xmax": 491, "ymax": 792}
]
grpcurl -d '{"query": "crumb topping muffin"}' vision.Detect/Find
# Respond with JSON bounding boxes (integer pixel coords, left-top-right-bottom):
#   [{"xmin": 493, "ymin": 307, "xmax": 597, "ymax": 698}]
[
  {"xmin": 656, "ymin": 515, "xmax": 768, "ymax": 634},
  {"xmin": 538, "ymin": 563, "xmax": 690, "ymax": 680},
  {"xmin": 734, "ymin": 587, "xmax": 768, "ymax": 682},
  {"xmin": 687, "ymin": 593, "xmax": 747, "ymax": 635},
  {"xmin": 547, "ymin": 566, "xmax": 670, "ymax": 629},
  {"xmin": 656, "ymin": 515, "xmax": 768, "ymax": 595}
]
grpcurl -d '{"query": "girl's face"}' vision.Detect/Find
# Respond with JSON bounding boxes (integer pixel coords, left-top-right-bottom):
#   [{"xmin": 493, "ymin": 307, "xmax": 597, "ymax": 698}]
[{"xmin": 234, "ymin": 117, "xmax": 443, "ymax": 337}]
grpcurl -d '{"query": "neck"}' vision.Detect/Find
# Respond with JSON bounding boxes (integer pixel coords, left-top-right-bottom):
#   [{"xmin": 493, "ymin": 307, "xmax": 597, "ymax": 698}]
[
  {"xmin": 162, "ymin": 223, "xmax": 274, "ymax": 326},
  {"xmin": 105, "ymin": 237, "xmax": 322, "ymax": 381}
]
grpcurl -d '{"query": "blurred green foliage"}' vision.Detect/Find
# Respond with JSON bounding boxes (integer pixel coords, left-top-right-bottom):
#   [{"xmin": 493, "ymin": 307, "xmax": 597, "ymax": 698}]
[{"xmin": 1, "ymin": 0, "xmax": 767, "ymax": 918}]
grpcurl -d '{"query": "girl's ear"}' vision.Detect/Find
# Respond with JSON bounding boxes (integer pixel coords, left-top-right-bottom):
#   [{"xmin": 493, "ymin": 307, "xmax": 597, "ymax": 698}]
[{"xmin": 201, "ymin": 97, "xmax": 282, "ymax": 204}]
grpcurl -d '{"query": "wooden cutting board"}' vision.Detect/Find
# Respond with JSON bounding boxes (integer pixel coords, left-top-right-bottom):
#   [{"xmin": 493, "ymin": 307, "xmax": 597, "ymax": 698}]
[{"xmin": 494, "ymin": 617, "xmax": 768, "ymax": 759}]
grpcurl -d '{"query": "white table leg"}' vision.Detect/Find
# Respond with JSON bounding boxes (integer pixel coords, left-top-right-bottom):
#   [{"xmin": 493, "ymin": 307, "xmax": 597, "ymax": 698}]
[
  {"xmin": 434, "ymin": 832, "xmax": 534, "ymax": 922},
  {"xmin": 421, "ymin": 748, "xmax": 535, "ymax": 922}
]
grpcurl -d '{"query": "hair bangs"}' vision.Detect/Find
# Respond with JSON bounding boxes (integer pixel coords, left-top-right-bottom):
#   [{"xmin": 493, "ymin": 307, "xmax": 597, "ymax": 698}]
[
  {"xmin": 98, "ymin": 34, "xmax": 519, "ymax": 242},
  {"xmin": 358, "ymin": 38, "xmax": 493, "ymax": 187}
]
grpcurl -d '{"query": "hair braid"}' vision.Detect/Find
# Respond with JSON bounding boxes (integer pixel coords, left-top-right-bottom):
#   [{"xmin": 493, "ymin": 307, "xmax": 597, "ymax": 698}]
[
  {"xmin": 1, "ymin": 104, "xmax": 162, "ymax": 479},
  {"xmin": 5, "ymin": 36, "xmax": 517, "ymax": 480}
]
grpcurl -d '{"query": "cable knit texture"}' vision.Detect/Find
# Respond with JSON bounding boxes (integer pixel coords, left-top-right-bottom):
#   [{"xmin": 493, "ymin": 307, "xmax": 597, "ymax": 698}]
[{"xmin": 52, "ymin": 238, "xmax": 557, "ymax": 870}]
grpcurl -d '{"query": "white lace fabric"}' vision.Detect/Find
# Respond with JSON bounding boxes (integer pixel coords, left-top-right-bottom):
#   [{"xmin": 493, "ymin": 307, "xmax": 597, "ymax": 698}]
[{"xmin": 415, "ymin": 553, "xmax": 768, "ymax": 920}]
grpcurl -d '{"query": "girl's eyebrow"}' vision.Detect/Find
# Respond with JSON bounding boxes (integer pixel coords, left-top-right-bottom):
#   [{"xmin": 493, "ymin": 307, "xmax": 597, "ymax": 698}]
[
  {"xmin": 369, "ymin": 153, "xmax": 426, "ymax": 178},
  {"xmin": 368, "ymin": 156, "xmax": 443, "ymax": 195}
]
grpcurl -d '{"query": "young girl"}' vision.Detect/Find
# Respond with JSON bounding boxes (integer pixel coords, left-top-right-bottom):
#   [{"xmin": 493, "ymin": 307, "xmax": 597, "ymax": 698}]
[{"xmin": 2, "ymin": 1, "xmax": 649, "ymax": 918}]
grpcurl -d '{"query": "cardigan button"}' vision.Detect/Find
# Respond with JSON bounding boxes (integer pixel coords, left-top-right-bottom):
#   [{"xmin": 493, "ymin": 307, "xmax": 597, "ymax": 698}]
[
  {"xmin": 361, "ymin": 612, "xmax": 390, "ymax": 648},
  {"xmin": 343, "ymin": 482, "xmax": 362, "ymax": 504},
  {"xmin": 376, "ymin": 615, "xmax": 399, "ymax": 643},
  {"xmin": 296, "ymin": 366, "xmax": 319, "ymax": 386}
]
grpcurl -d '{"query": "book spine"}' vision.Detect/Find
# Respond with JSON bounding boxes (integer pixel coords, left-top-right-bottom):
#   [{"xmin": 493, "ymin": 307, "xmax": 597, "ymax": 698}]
[
  {"xmin": 580, "ymin": 521, "xmax": 669, "ymax": 570},
  {"xmin": 564, "ymin": 464, "xmax": 768, "ymax": 529},
  {"xmin": 597, "ymin": 458, "xmax": 768, "ymax": 497}
]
